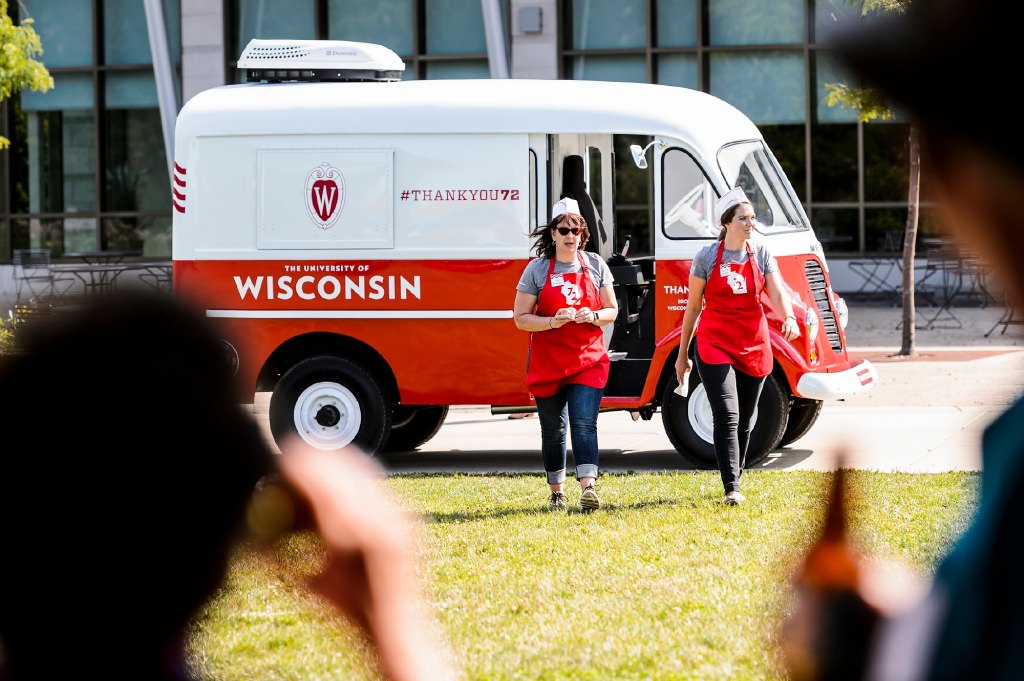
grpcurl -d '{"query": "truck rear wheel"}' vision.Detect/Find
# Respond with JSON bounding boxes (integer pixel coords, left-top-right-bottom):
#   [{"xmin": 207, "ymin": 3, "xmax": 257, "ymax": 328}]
[
  {"xmin": 662, "ymin": 370, "xmax": 789, "ymax": 469},
  {"xmin": 383, "ymin": 405, "xmax": 449, "ymax": 452},
  {"xmin": 269, "ymin": 356, "xmax": 391, "ymax": 454}
]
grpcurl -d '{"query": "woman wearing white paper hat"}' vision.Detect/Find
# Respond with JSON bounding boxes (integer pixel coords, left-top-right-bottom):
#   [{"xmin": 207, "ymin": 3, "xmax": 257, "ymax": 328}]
[
  {"xmin": 674, "ymin": 187, "xmax": 800, "ymax": 505},
  {"xmin": 513, "ymin": 197, "xmax": 618, "ymax": 511}
]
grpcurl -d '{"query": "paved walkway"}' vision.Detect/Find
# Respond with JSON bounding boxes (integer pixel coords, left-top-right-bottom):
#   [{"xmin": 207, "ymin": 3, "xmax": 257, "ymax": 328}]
[{"xmin": 252, "ymin": 302, "xmax": 1024, "ymax": 474}]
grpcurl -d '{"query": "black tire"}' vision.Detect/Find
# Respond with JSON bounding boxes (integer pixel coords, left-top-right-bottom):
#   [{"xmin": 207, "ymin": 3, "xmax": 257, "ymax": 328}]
[
  {"xmin": 269, "ymin": 355, "xmax": 391, "ymax": 454},
  {"xmin": 661, "ymin": 369, "xmax": 716, "ymax": 469},
  {"xmin": 383, "ymin": 405, "xmax": 449, "ymax": 452},
  {"xmin": 662, "ymin": 370, "xmax": 790, "ymax": 469},
  {"xmin": 746, "ymin": 373, "xmax": 790, "ymax": 464},
  {"xmin": 778, "ymin": 398, "xmax": 824, "ymax": 448}
]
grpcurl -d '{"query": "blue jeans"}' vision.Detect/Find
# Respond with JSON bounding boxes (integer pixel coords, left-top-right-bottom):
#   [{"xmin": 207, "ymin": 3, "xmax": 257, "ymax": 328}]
[{"xmin": 534, "ymin": 383, "xmax": 604, "ymax": 485}]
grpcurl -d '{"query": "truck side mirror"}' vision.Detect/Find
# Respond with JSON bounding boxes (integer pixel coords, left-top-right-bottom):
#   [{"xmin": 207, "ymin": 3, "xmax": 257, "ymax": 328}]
[
  {"xmin": 629, "ymin": 140, "xmax": 666, "ymax": 170},
  {"xmin": 629, "ymin": 144, "xmax": 649, "ymax": 169}
]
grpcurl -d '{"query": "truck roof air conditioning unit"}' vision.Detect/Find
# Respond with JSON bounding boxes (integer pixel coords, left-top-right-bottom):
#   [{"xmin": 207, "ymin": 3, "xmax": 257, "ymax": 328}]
[{"xmin": 237, "ymin": 39, "xmax": 405, "ymax": 83}]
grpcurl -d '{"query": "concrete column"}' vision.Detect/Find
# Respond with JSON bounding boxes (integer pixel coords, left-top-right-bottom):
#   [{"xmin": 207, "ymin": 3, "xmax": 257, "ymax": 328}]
[
  {"xmin": 482, "ymin": 0, "xmax": 510, "ymax": 78},
  {"xmin": 510, "ymin": 0, "xmax": 559, "ymax": 79},
  {"xmin": 181, "ymin": 0, "xmax": 226, "ymax": 106},
  {"xmin": 144, "ymin": 0, "xmax": 180, "ymax": 182}
]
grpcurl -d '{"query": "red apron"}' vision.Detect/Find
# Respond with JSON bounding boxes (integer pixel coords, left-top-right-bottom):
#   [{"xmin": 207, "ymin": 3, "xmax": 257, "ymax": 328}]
[
  {"xmin": 696, "ymin": 240, "xmax": 773, "ymax": 377},
  {"xmin": 526, "ymin": 252, "xmax": 610, "ymax": 398}
]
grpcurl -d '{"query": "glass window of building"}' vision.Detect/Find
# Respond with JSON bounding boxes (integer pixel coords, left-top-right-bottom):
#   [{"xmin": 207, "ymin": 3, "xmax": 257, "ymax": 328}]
[
  {"xmin": 328, "ymin": 0, "xmax": 414, "ymax": 55},
  {"xmin": 426, "ymin": 0, "xmax": 488, "ymax": 54},
  {"xmin": 655, "ymin": 0, "xmax": 696, "ymax": 47},
  {"xmin": 864, "ymin": 122, "xmax": 910, "ymax": 203},
  {"xmin": 105, "ymin": 0, "xmax": 182, "ymax": 65},
  {"xmin": 424, "ymin": 61, "xmax": 491, "ymax": 79},
  {"xmin": 15, "ymin": 74, "xmax": 96, "ymax": 215},
  {"xmin": 812, "ymin": 51, "xmax": 858, "ymax": 204},
  {"xmin": 104, "ymin": 74, "xmax": 170, "ymax": 215},
  {"xmin": 656, "ymin": 55, "xmax": 698, "ymax": 89},
  {"xmin": 814, "ymin": 51, "xmax": 858, "ymax": 124},
  {"xmin": 559, "ymin": 0, "xmax": 917, "ymax": 259},
  {"xmin": 569, "ymin": 0, "xmax": 646, "ymax": 50},
  {"xmin": 572, "ymin": 55, "xmax": 646, "ymax": 83},
  {"xmin": 233, "ymin": 0, "xmax": 316, "ymax": 58},
  {"xmin": 233, "ymin": 0, "xmax": 502, "ymax": 80},
  {"xmin": 709, "ymin": 51, "xmax": 805, "ymax": 125},
  {"xmin": 708, "ymin": 0, "xmax": 803, "ymax": 45},
  {"xmin": 811, "ymin": 122, "xmax": 858, "ymax": 203},
  {"xmin": 811, "ymin": 207, "xmax": 858, "ymax": 254},
  {"xmin": 761, "ymin": 125, "xmax": 806, "ymax": 202},
  {"xmin": 5, "ymin": 1, "xmax": 181, "ymax": 260},
  {"xmin": 22, "ymin": 0, "xmax": 93, "ymax": 67},
  {"xmin": 864, "ymin": 207, "xmax": 906, "ymax": 254}
]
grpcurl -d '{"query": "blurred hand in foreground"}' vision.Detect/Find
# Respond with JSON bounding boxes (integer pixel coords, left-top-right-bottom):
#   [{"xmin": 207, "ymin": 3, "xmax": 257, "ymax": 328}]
[{"xmin": 277, "ymin": 440, "xmax": 460, "ymax": 681}]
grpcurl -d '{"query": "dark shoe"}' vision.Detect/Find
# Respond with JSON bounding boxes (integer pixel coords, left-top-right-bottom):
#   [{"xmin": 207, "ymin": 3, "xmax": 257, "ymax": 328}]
[
  {"xmin": 548, "ymin": 491, "xmax": 567, "ymax": 510},
  {"xmin": 580, "ymin": 485, "xmax": 601, "ymax": 511}
]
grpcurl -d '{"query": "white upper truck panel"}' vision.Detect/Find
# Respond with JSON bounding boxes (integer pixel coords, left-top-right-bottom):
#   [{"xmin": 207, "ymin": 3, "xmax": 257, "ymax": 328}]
[{"xmin": 174, "ymin": 78, "xmax": 761, "ymax": 169}]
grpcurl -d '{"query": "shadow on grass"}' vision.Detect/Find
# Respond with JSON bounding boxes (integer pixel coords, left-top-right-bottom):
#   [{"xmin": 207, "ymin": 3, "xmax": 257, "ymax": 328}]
[{"xmin": 426, "ymin": 494, "xmax": 721, "ymax": 524}]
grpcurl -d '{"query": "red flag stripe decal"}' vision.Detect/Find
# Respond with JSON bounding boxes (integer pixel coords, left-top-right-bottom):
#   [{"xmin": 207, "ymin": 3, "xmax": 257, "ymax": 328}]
[
  {"xmin": 173, "ymin": 200, "xmax": 185, "ymax": 213},
  {"xmin": 174, "ymin": 162, "xmax": 186, "ymax": 175}
]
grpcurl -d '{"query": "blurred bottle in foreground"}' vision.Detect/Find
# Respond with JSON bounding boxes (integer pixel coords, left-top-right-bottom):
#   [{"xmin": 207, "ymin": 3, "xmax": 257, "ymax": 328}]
[{"xmin": 782, "ymin": 462, "xmax": 880, "ymax": 681}]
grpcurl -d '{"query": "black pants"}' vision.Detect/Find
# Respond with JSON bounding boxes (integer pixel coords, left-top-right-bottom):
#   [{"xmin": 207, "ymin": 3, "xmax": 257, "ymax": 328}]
[{"xmin": 694, "ymin": 347, "xmax": 766, "ymax": 493}]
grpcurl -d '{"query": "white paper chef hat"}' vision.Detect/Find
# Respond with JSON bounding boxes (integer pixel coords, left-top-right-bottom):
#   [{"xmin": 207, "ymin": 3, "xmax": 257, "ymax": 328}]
[
  {"xmin": 714, "ymin": 187, "xmax": 750, "ymax": 226},
  {"xmin": 551, "ymin": 197, "xmax": 581, "ymax": 220}
]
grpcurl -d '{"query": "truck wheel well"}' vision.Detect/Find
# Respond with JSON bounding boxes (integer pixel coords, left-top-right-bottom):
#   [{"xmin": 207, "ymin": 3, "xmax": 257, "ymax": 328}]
[{"xmin": 257, "ymin": 332, "xmax": 398, "ymax": 404}]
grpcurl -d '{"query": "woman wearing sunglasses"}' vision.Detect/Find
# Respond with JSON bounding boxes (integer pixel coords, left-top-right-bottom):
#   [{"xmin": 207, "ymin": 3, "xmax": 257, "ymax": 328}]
[
  {"xmin": 513, "ymin": 197, "xmax": 618, "ymax": 511},
  {"xmin": 674, "ymin": 187, "xmax": 800, "ymax": 506}
]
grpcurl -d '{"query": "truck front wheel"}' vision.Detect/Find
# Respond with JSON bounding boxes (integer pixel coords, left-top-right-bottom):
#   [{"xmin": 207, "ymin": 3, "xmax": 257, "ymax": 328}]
[
  {"xmin": 778, "ymin": 398, "xmax": 823, "ymax": 448},
  {"xmin": 383, "ymin": 405, "xmax": 449, "ymax": 452},
  {"xmin": 661, "ymin": 370, "xmax": 789, "ymax": 469},
  {"xmin": 269, "ymin": 356, "xmax": 391, "ymax": 454}
]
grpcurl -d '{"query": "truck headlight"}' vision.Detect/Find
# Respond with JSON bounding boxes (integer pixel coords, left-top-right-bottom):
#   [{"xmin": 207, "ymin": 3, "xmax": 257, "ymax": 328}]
[
  {"xmin": 805, "ymin": 307, "xmax": 820, "ymax": 342},
  {"xmin": 835, "ymin": 295, "xmax": 849, "ymax": 329}
]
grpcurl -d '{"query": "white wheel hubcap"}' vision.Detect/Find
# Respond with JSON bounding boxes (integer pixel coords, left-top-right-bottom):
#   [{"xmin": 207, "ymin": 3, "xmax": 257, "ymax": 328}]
[
  {"xmin": 686, "ymin": 383, "xmax": 758, "ymax": 445},
  {"xmin": 293, "ymin": 381, "xmax": 361, "ymax": 450}
]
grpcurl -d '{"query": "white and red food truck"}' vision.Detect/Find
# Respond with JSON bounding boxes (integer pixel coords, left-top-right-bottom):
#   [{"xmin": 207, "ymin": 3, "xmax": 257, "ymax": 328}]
[{"xmin": 171, "ymin": 39, "xmax": 876, "ymax": 467}]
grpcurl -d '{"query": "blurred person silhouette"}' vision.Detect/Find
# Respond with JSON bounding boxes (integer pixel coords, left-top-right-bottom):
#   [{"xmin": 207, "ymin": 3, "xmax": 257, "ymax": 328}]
[
  {"xmin": 0, "ymin": 289, "xmax": 456, "ymax": 681},
  {"xmin": 781, "ymin": 2, "xmax": 1024, "ymax": 680}
]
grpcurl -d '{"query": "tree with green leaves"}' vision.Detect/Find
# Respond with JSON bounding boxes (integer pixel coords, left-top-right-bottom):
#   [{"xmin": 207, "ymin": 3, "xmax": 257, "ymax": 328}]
[
  {"xmin": 0, "ymin": 0, "xmax": 52, "ymax": 149},
  {"xmin": 824, "ymin": 0, "xmax": 918, "ymax": 356}
]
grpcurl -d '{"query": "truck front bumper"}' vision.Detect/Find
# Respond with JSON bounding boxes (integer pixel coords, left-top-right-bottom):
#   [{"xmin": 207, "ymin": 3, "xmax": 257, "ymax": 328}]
[{"xmin": 795, "ymin": 359, "xmax": 878, "ymax": 400}]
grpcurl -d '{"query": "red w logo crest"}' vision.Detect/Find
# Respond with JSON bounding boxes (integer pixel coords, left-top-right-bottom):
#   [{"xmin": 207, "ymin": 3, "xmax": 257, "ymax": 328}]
[{"xmin": 305, "ymin": 164, "xmax": 345, "ymax": 229}]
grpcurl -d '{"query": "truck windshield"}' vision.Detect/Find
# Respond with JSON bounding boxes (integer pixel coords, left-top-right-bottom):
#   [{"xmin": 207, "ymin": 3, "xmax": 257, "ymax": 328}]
[{"xmin": 717, "ymin": 140, "xmax": 809, "ymax": 235}]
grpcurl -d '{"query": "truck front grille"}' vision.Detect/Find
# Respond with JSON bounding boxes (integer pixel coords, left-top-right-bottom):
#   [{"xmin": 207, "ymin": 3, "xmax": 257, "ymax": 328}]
[{"xmin": 804, "ymin": 259, "xmax": 843, "ymax": 352}]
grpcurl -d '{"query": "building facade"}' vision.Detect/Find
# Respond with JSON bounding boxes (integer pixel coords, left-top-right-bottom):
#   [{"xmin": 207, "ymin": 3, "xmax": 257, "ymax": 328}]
[{"xmin": 0, "ymin": 0, "xmax": 929, "ymax": 297}]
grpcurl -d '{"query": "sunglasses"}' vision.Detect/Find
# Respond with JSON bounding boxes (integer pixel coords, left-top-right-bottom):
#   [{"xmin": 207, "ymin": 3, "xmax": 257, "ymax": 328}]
[{"xmin": 555, "ymin": 226, "xmax": 582, "ymax": 236}]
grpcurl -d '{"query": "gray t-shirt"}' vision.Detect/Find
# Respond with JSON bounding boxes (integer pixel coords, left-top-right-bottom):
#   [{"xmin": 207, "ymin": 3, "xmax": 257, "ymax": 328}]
[
  {"xmin": 516, "ymin": 251, "xmax": 614, "ymax": 296},
  {"xmin": 691, "ymin": 240, "xmax": 778, "ymax": 281}
]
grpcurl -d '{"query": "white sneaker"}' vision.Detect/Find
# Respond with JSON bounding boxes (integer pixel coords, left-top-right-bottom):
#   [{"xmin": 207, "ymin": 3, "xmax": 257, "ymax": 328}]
[{"xmin": 724, "ymin": 491, "xmax": 746, "ymax": 506}]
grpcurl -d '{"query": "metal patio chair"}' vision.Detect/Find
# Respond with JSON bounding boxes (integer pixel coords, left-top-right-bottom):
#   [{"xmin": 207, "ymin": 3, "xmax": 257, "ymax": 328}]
[{"xmin": 13, "ymin": 248, "xmax": 75, "ymax": 303}]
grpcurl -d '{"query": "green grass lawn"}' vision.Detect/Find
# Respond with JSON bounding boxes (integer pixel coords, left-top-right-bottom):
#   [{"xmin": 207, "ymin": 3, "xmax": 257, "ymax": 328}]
[{"xmin": 188, "ymin": 470, "xmax": 977, "ymax": 681}]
